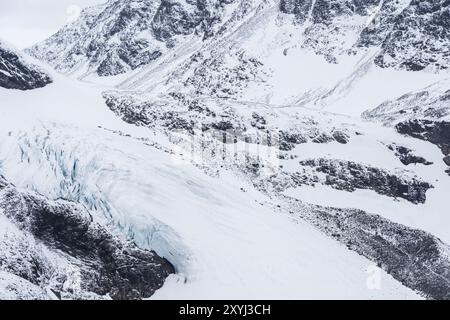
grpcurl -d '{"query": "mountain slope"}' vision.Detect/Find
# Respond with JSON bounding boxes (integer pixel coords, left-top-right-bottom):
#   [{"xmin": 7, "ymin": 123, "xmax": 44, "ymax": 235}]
[
  {"xmin": 0, "ymin": 74, "xmax": 424, "ymax": 299},
  {"xmin": 0, "ymin": 40, "xmax": 52, "ymax": 90},
  {"xmin": 0, "ymin": 175, "xmax": 174, "ymax": 300}
]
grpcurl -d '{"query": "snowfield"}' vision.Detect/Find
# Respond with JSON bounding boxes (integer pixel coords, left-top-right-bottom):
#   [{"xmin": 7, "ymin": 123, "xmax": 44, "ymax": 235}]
[{"xmin": 1, "ymin": 0, "xmax": 450, "ymax": 300}]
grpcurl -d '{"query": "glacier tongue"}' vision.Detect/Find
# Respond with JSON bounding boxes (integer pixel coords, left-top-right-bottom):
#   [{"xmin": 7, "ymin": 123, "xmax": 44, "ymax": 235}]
[{"xmin": 0, "ymin": 80, "xmax": 421, "ymax": 298}]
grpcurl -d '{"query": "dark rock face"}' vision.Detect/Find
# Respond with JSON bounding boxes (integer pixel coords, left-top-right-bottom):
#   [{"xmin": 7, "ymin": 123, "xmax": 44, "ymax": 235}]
[
  {"xmin": 28, "ymin": 0, "xmax": 236, "ymax": 77},
  {"xmin": 362, "ymin": 83, "xmax": 450, "ymax": 125},
  {"xmin": 375, "ymin": 0, "xmax": 450, "ymax": 71},
  {"xmin": 255, "ymin": 158, "xmax": 432, "ymax": 205},
  {"xmin": 0, "ymin": 42, "xmax": 52, "ymax": 90},
  {"xmin": 280, "ymin": 0, "xmax": 314, "ymax": 23},
  {"xmin": 396, "ymin": 120, "xmax": 450, "ymax": 155},
  {"xmin": 104, "ymin": 92, "xmax": 197, "ymax": 134},
  {"xmin": 284, "ymin": 198, "xmax": 450, "ymax": 300},
  {"xmin": 0, "ymin": 176, "xmax": 174, "ymax": 300},
  {"xmin": 444, "ymin": 155, "xmax": 450, "ymax": 166},
  {"xmin": 396, "ymin": 119, "xmax": 450, "ymax": 171},
  {"xmin": 279, "ymin": 132, "xmax": 308, "ymax": 151},
  {"xmin": 281, "ymin": 0, "xmax": 450, "ymax": 71},
  {"xmin": 364, "ymin": 81, "xmax": 450, "ymax": 174},
  {"xmin": 298, "ymin": 159, "xmax": 432, "ymax": 204},
  {"xmin": 183, "ymin": 51, "xmax": 266, "ymax": 99},
  {"xmin": 312, "ymin": 0, "xmax": 381, "ymax": 23},
  {"xmin": 280, "ymin": 0, "xmax": 380, "ymax": 24},
  {"xmin": 387, "ymin": 144, "xmax": 433, "ymax": 166},
  {"xmin": 152, "ymin": 0, "xmax": 235, "ymax": 41},
  {"xmin": 28, "ymin": 0, "xmax": 163, "ymax": 76},
  {"xmin": 104, "ymin": 91, "xmax": 355, "ymax": 152}
]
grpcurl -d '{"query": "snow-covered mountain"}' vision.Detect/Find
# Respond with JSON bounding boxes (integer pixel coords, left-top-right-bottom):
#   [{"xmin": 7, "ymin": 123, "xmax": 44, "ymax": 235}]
[
  {"xmin": 27, "ymin": 0, "xmax": 237, "ymax": 77},
  {"xmin": 0, "ymin": 40, "xmax": 52, "ymax": 90},
  {"xmin": 29, "ymin": 0, "xmax": 450, "ymax": 77},
  {"xmin": 1, "ymin": 0, "xmax": 450, "ymax": 300}
]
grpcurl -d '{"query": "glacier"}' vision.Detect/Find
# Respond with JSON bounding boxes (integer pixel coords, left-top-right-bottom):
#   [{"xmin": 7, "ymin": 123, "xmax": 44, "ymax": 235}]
[{"xmin": 1, "ymin": 0, "xmax": 450, "ymax": 300}]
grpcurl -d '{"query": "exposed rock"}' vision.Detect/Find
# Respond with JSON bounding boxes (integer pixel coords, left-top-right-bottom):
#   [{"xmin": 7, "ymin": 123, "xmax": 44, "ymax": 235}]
[
  {"xmin": 387, "ymin": 144, "xmax": 433, "ymax": 166},
  {"xmin": 152, "ymin": 0, "xmax": 234, "ymax": 41},
  {"xmin": 444, "ymin": 155, "xmax": 450, "ymax": 166},
  {"xmin": 362, "ymin": 79, "xmax": 450, "ymax": 125},
  {"xmin": 395, "ymin": 120, "xmax": 450, "ymax": 155},
  {"xmin": 300, "ymin": 158, "xmax": 432, "ymax": 204},
  {"xmin": 104, "ymin": 91, "xmax": 355, "ymax": 152},
  {"xmin": 27, "ymin": 0, "xmax": 236, "ymax": 77},
  {"xmin": 283, "ymin": 198, "xmax": 450, "ymax": 300},
  {"xmin": 280, "ymin": 0, "xmax": 380, "ymax": 24},
  {"xmin": 0, "ymin": 176, "xmax": 174, "ymax": 300},
  {"xmin": 270, "ymin": 158, "xmax": 433, "ymax": 204},
  {"xmin": 374, "ymin": 0, "xmax": 450, "ymax": 71},
  {"xmin": 281, "ymin": 0, "xmax": 450, "ymax": 71},
  {"xmin": 0, "ymin": 40, "xmax": 52, "ymax": 90},
  {"xmin": 357, "ymin": 0, "xmax": 412, "ymax": 47},
  {"xmin": 364, "ymin": 81, "xmax": 450, "ymax": 175},
  {"xmin": 279, "ymin": 129, "xmax": 349, "ymax": 151},
  {"xmin": 183, "ymin": 51, "xmax": 266, "ymax": 99}
]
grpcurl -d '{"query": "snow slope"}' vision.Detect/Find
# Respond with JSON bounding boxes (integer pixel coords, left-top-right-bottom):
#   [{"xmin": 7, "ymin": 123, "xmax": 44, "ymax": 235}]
[
  {"xmin": 0, "ymin": 39, "xmax": 52, "ymax": 90},
  {"xmin": 0, "ymin": 70, "xmax": 423, "ymax": 299}
]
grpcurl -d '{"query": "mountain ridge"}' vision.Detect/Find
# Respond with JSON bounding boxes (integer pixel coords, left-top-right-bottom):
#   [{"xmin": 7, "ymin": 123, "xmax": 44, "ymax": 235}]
[{"xmin": 1, "ymin": 0, "xmax": 450, "ymax": 300}]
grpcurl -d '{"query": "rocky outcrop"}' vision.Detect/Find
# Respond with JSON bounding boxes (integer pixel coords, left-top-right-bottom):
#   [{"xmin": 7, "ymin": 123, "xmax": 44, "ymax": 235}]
[
  {"xmin": 362, "ymin": 81, "xmax": 450, "ymax": 125},
  {"xmin": 356, "ymin": 0, "xmax": 411, "ymax": 47},
  {"xmin": 152, "ymin": 0, "xmax": 234, "ymax": 41},
  {"xmin": 29, "ymin": 0, "xmax": 450, "ymax": 78},
  {"xmin": 395, "ymin": 120, "xmax": 450, "ymax": 172},
  {"xmin": 0, "ymin": 176, "xmax": 174, "ymax": 300},
  {"xmin": 298, "ymin": 158, "xmax": 432, "ymax": 204},
  {"xmin": 0, "ymin": 41, "xmax": 52, "ymax": 90},
  {"xmin": 279, "ymin": 129, "xmax": 349, "ymax": 151},
  {"xmin": 183, "ymin": 51, "xmax": 266, "ymax": 98},
  {"xmin": 281, "ymin": 0, "xmax": 450, "ymax": 71},
  {"xmin": 104, "ymin": 91, "xmax": 356, "ymax": 151}
]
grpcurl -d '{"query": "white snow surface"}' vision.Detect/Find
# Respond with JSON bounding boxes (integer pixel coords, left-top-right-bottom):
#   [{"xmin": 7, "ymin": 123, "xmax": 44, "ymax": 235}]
[
  {"xmin": 0, "ymin": 69, "xmax": 421, "ymax": 299},
  {"xmin": 2, "ymin": 0, "xmax": 450, "ymax": 299}
]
